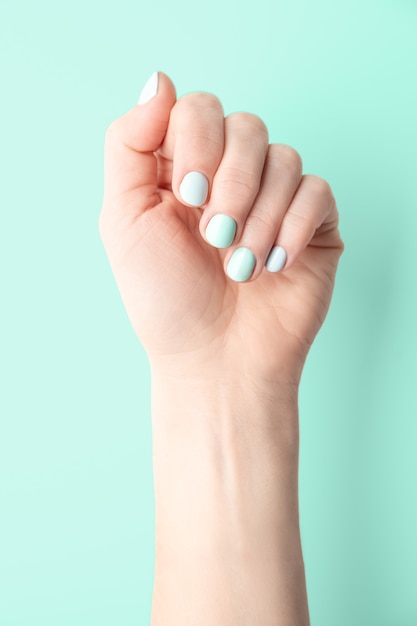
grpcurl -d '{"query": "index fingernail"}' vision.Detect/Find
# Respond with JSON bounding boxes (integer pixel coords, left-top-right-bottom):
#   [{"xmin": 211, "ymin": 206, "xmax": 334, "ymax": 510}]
[{"xmin": 179, "ymin": 171, "xmax": 209, "ymax": 207}]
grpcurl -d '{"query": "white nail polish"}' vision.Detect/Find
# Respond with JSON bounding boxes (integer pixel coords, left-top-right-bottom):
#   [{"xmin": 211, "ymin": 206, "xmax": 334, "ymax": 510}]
[
  {"xmin": 179, "ymin": 171, "xmax": 209, "ymax": 207},
  {"xmin": 265, "ymin": 246, "xmax": 287, "ymax": 272},
  {"xmin": 137, "ymin": 72, "xmax": 158, "ymax": 105}
]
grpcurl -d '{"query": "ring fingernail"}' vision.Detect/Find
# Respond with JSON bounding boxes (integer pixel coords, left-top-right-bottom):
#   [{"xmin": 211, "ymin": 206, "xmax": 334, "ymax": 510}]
[
  {"xmin": 179, "ymin": 171, "xmax": 209, "ymax": 207},
  {"xmin": 265, "ymin": 246, "xmax": 287, "ymax": 272},
  {"xmin": 226, "ymin": 247, "xmax": 256, "ymax": 282},
  {"xmin": 205, "ymin": 214, "xmax": 237, "ymax": 248}
]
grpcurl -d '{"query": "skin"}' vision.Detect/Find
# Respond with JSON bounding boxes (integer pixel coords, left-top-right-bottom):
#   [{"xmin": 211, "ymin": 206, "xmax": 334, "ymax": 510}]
[{"xmin": 100, "ymin": 72, "xmax": 344, "ymax": 625}]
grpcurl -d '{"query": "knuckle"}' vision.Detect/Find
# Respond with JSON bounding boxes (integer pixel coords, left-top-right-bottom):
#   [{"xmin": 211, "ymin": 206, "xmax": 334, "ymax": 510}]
[
  {"xmin": 218, "ymin": 166, "xmax": 260, "ymax": 199},
  {"xmin": 176, "ymin": 92, "xmax": 223, "ymax": 117},
  {"xmin": 306, "ymin": 175, "xmax": 333, "ymax": 202},
  {"xmin": 283, "ymin": 145, "xmax": 302, "ymax": 173},
  {"xmin": 283, "ymin": 208, "xmax": 305, "ymax": 231},
  {"xmin": 244, "ymin": 211, "xmax": 274, "ymax": 235},
  {"xmin": 227, "ymin": 112, "xmax": 269, "ymax": 143},
  {"xmin": 188, "ymin": 131, "xmax": 223, "ymax": 154},
  {"xmin": 271, "ymin": 144, "xmax": 302, "ymax": 176}
]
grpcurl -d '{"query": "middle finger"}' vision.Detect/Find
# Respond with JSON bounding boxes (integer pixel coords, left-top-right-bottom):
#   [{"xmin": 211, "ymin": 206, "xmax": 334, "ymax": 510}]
[{"xmin": 199, "ymin": 112, "xmax": 269, "ymax": 249}]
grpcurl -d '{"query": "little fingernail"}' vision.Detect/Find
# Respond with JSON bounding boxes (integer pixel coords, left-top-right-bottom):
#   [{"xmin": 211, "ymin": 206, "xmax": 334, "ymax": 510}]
[
  {"xmin": 137, "ymin": 72, "xmax": 159, "ymax": 104},
  {"xmin": 179, "ymin": 171, "xmax": 209, "ymax": 207},
  {"xmin": 226, "ymin": 247, "xmax": 256, "ymax": 282},
  {"xmin": 205, "ymin": 214, "xmax": 237, "ymax": 249},
  {"xmin": 265, "ymin": 246, "xmax": 287, "ymax": 272}
]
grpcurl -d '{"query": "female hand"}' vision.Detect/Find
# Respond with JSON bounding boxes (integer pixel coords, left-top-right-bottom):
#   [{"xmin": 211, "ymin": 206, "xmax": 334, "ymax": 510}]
[{"xmin": 100, "ymin": 72, "xmax": 343, "ymax": 385}]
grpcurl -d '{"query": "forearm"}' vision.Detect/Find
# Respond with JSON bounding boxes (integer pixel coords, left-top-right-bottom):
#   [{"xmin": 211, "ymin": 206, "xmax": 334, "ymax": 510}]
[{"xmin": 150, "ymin": 369, "xmax": 310, "ymax": 626}]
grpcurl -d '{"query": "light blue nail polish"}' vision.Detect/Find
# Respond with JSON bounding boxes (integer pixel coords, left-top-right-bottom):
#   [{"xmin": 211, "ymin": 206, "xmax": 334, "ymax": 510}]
[
  {"xmin": 265, "ymin": 246, "xmax": 287, "ymax": 272},
  {"xmin": 179, "ymin": 171, "xmax": 209, "ymax": 207},
  {"xmin": 205, "ymin": 214, "xmax": 237, "ymax": 249},
  {"xmin": 226, "ymin": 247, "xmax": 256, "ymax": 282}
]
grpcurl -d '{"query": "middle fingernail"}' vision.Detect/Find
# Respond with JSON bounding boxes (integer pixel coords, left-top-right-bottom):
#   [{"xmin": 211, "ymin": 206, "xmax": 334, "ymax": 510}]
[
  {"xmin": 205, "ymin": 214, "xmax": 237, "ymax": 249},
  {"xmin": 226, "ymin": 247, "xmax": 256, "ymax": 282}
]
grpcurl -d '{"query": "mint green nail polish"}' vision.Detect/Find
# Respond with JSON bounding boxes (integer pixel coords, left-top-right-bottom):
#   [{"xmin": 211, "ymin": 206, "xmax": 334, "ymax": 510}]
[
  {"xmin": 205, "ymin": 214, "xmax": 237, "ymax": 248},
  {"xmin": 226, "ymin": 247, "xmax": 256, "ymax": 282}
]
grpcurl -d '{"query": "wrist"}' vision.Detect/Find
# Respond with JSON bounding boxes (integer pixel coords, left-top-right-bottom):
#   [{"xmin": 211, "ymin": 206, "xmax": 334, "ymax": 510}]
[
  {"xmin": 150, "ymin": 365, "xmax": 301, "ymax": 525},
  {"xmin": 150, "ymin": 365, "xmax": 308, "ymax": 626},
  {"xmin": 150, "ymin": 365, "xmax": 300, "ymax": 453},
  {"xmin": 150, "ymin": 358, "xmax": 300, "ymax": 422}
]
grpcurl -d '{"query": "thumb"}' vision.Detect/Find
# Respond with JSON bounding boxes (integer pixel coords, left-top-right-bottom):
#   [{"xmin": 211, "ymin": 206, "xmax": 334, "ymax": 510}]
[{"xmin": 101, "ymin": 72, "xmax": 176, "ymax": 219}]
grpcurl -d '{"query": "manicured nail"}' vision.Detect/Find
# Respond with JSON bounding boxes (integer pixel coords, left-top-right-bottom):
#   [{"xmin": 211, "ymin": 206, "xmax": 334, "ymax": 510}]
[
  {"xmin": 137, "ymin": 72, "xmax": 158, "ymax": 104},
  {"xmin": 265, "ymin": 246, "xmax": 287, "ymax": 272},
  {"xmin": 205, "ymin": 214, "xmax": 237, "ymax": 249},
  {"xmin": 226, "ymin": 247, "xmax": 256, "ymax": 282},
  {"xmin": 179, "ymin": 171, "xmax": 209, "ymax": 207}
]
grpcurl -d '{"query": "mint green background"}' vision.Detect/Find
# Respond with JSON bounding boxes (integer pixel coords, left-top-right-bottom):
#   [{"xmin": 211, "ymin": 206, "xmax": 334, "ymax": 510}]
[{"xmin": 1, "ymin": 0, "xmax": 416, "ymax": 623}]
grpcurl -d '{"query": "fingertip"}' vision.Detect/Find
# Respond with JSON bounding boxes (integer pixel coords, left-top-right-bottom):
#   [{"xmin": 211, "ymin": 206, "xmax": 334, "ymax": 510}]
[
  {"xmin": 106, "ymin": 72, "xmax": 177, "ymax": 155},
  {"xmin": 136, "ymin": 71, "xmax": 177, "ymax": 107},
  {"xmin": 137, "ymin": 71, "xmax": 159, "ymax": 104}
]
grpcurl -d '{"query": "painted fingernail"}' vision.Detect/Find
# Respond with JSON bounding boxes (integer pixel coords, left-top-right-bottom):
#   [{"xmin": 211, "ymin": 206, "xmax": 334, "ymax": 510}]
[
  {"xmin": 138, "ymin": 72, "xmax": 159, "ymax": 104},
  {"xmin": 179, "ymin": 171, "xmax": 209, "ymax": 207},
  {"xmin": 226, "ymin": 247, "xmax": 256, "ymax": 282},
  {"xmin": 265, "ymin": 246, "xmax": 287, "ymax": 272},
  {"xmin": 205, "ymin": 214, "xmax": 237, "ymax": 249}
]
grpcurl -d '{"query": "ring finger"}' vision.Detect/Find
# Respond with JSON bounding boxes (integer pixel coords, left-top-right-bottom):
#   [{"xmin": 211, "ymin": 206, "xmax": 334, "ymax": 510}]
[{"xmin": 223, "ymin": 143, "xmax": 303, "ymax": 282}]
